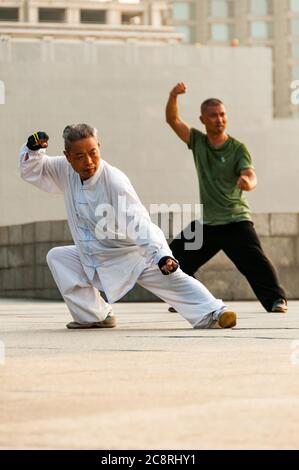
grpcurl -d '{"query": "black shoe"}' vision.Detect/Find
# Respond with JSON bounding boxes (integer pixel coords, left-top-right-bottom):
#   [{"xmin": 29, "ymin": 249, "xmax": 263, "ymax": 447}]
[
  {"xmin": 271, "ymin": 298, "xmax": 288, "ymax": 313},
  {"xmin": 168, "ymin": 307, "xmax": 177, "ymax": 313}
]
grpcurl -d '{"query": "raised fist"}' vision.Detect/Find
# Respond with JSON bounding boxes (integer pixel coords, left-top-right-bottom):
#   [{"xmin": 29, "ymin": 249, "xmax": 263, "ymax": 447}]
[
  {"xmin": 170, "ymin": 82, "xmax": 187, "ymax": 97},
  {"xmin": 27, "ymin": 131, "xmax": 49, "ymax": 151}
]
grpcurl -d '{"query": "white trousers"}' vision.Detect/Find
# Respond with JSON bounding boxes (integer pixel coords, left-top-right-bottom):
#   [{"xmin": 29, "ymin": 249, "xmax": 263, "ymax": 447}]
[{"xmin": 46, "ymin": 245, "xmax": 226, "ymax": 329}]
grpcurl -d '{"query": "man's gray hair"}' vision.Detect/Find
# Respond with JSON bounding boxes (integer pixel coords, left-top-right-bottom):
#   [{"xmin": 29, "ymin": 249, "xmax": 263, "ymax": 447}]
[{"xmin": 63, "ymin": 123, "xmax": 99, "ymax": 150}]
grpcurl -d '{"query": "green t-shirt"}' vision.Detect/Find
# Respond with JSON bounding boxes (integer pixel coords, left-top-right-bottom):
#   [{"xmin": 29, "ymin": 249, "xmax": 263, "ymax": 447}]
[{"xmin": 188, "ymin": 128, "xmax": 253, "ymax": 225}]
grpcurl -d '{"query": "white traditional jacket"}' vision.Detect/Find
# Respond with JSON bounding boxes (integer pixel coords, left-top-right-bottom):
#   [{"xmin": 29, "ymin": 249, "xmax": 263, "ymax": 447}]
[{"xmin": 19, "ymin": 145, "xmax": 172, "ymax": 303}]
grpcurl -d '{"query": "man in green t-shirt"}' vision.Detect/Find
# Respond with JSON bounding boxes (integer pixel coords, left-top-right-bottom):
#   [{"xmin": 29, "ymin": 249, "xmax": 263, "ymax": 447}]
[{"xmin": 165, "ymin": 82, "xmax": 287, "ymax": 313}]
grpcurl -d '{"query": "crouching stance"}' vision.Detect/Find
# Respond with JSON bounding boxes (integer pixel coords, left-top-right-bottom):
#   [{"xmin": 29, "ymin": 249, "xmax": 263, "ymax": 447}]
[{"xmin": 19, "ymin": 125, "xmax": 237, "ymax": 329}]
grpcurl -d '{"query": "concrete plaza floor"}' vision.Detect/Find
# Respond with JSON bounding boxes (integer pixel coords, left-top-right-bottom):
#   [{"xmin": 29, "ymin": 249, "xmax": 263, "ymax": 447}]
[{"xmin": 0, "ymin": 298, "xmax": 299, "ymax": 450}]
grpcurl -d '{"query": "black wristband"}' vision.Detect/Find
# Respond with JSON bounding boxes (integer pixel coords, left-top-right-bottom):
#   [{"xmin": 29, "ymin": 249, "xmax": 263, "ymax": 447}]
[
  {"xmin": 27, "ymin": 131, "xmax": 49, "ymax": 150},
  {"xmin": 158, "ymin": 256, "xmax": 179, "ymax": 275}
]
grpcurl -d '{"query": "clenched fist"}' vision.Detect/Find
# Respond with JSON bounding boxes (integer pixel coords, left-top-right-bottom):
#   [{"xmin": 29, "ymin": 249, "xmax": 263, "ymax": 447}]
[
  {"xmin": 170, "ymin": 82, "xmax": 187, "ymax": 98},
  {"xmin": 158, "ymin": 256, "xmax": 179, "ymax": 276},
  {"xmin": 27, "ymin": 131, "xmax": 49, "ymax": 151}
]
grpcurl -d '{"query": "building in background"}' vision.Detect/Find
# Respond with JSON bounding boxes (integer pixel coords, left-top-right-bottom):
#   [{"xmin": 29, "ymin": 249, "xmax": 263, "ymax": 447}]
[
  {"xmin": 0, "ymin": 0, "xmax": 181, "ymax": 43},
  {"xmin": 168, "ymin": 0, "xmax": 299, "ymax": 118}
]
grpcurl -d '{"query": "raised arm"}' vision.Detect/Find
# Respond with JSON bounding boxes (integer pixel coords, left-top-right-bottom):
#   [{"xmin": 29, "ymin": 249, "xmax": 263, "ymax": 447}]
[
  {"xmin": 166, "ymin": 82, "xmax": 191, "ymax": 145},
  {"xmin": 19, "ymin": 131, "xmax": 67, "ymax": 193}
]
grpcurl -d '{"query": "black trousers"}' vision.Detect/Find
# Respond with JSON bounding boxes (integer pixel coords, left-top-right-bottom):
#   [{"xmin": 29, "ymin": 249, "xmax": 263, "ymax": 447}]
[{"xmin": 170, "ymin": 220, "xmax": 286, "ymax": 312}]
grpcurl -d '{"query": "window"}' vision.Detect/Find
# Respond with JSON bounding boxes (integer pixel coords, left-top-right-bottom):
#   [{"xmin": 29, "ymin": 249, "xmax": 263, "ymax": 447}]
[
  {"xmin": 173, "ymin": 3, "xmax": 191, "ymax": 21},
  {"xmin": 290, "ymin": 0, "xmax": 299, "ymax": 12},
  {"xmin": 0, "ymin": 7, "xmax": 19, "ymax": 21},
  {"xmin": 121, "ymin": 13, "xmax": 142, "ymax": 24},
  {"xmin": 250, "ymin": 21, "xmax": 272, "ymax": 38},
  {"xmin": 250, "ymin": 0, "xmax": 271, "ymax": 16},
  {"xmin": 292, "ymin": 19, "xmax": 299, "ymax": 35},
  {"xmin": 80, "ymin": 10, "xmax": 106, "ymax": 24},
  {"xmin": 210, "ymin": 0, "xmax": 232, "ymax": 18},
  {"xmin": 292, "ymin": 43, "xmax": 299, "ymax": 57},
  {"xmin": 175, "ymin": 25, "xmax": 194, "ymax": 43},
  {"xmin": 38, "ymin": 8, "xmax": 66, "ymax": 23},
  {"xmin": 211, "ymin": 23, "xmax": 233, "ymax": 41}
]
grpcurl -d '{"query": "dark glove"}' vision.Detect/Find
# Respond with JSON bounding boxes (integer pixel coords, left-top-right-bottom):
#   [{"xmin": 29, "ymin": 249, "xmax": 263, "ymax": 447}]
[
  {"xmin": 158, "ymin": 256, "xmax": 179, "ymax": 275},
  {"xmin": 27, "ymin": 131, "xmax": 49, "ymax": 151}
]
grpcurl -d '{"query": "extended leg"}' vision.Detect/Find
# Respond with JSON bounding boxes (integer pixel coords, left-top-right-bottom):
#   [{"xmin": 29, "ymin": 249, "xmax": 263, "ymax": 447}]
[
  {"xmin": 222, "ymin": 221, "xmax": 287, "ymax": 312},
  {"xmin": 137, "ymin": 266, "xmax": 236, "ymax": 329}
]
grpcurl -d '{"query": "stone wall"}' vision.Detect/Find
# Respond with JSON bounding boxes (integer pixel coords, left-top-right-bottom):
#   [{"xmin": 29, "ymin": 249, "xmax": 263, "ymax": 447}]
[{"xmin": 0, "ymin": 213, "xmax": 298, "ymax": 301}]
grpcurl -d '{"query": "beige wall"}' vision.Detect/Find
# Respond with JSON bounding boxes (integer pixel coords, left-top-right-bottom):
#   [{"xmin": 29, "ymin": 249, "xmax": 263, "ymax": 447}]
[{"xmin": 0, "ymin": 41, "xmax": 298, "ymax": 226}]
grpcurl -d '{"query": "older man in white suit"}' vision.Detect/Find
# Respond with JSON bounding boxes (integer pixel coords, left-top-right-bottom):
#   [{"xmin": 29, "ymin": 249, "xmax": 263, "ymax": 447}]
[{"xmin": 19, "ymin": 124, "xmax": 237, "ymax": 330}]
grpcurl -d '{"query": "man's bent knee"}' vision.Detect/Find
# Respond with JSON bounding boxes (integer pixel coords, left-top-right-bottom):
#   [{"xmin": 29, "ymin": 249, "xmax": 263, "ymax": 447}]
[{"xmin": 46, "ymin": 246, "xmax": 64, "ymax": 267}]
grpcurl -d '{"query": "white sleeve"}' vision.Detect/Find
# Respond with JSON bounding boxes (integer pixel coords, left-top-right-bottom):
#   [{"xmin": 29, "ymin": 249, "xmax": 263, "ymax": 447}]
[
  {"xmin": 111, "ymin": 172, "xmax": 173, "ymax": 265},
  {"xmin": 19, "ymin": 144, "xmax": 68, "ymax": 193}
]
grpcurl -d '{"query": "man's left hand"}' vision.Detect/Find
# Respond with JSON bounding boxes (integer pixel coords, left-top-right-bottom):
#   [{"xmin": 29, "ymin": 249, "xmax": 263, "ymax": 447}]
[
  {"xmin": 237, "ymin": 175, "xmax": 251, "ymax": 191},
  {"xmin": 237, "ymin": 168, "xmax": 257, "ymax": 191},
  {"xmin": 158, "ymin": 256, "xmax": 179, "ymax": 275}
]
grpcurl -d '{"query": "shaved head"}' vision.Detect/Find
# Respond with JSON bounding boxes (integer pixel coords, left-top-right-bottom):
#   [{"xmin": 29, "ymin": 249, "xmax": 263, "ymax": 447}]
[{"xmin": 201, "ymin": 98, "xmax": 224, "ymax": 115}]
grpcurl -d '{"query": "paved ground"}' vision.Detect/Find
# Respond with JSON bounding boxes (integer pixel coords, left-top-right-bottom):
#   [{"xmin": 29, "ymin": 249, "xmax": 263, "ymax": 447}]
[{"xmin": 0, "ymin": 298, "xmax": 299, "ymax": 450}]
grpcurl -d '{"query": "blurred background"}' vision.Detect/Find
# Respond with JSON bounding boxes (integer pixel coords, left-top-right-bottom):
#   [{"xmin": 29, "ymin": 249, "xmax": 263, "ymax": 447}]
[{"xmin": 0, "ymin": 0, "xmax": 299, "ymax": 300}]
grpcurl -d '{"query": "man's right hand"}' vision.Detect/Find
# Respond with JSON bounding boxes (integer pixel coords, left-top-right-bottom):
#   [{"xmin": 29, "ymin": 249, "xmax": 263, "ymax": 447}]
[
  {"xmin": 27, "ymin": 131, "xmax": 49, "ymax": 151},
  {"xmin": 170, "ymin": 82, "xmax": 187, "ymax": 98},
  {"xmin": 166, "ymin": 83, "xmax": 190, "ymax": 144}
]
